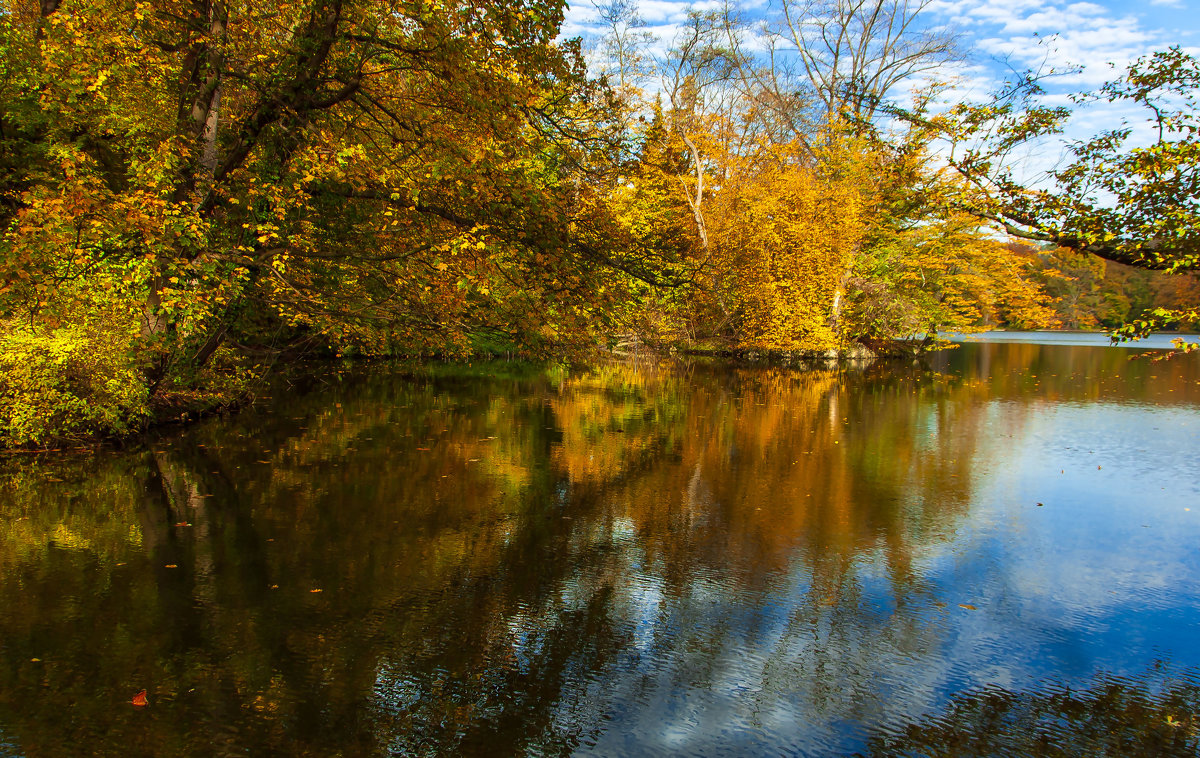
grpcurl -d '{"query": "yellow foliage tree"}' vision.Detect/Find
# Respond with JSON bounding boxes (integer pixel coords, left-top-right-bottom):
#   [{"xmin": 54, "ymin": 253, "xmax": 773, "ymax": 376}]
[
  {"xmin": 710, "ymin": 142, "xmax": 868, "ymax": 352},
  {"xmin": 846, "ymin": 213, "xmax": 1061, "ymax": 338}
]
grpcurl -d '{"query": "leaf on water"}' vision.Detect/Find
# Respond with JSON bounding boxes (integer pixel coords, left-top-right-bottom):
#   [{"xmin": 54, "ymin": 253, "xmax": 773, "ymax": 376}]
[
  {"xmin": 131, "ymin": 690, "xmax": 148, "ymax": 707},
  {"xmin": 164, "ymin": 564, "xmax": 178, "ymax": 568},
  {"xmin": 958, "ymin": 604, "xmax": 977, "ymax": 610},
  {"xmin": 1036, "ymin": 502, "xmax": 1044, "ymax": 507}
]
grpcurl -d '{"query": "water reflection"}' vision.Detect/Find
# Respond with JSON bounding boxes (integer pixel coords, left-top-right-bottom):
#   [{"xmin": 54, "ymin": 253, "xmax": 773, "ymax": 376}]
[
  {"xmin": 866, "ymin": 666, "xmax": 1200, "ymax": 757},
  {"xmin": 1, "ymin": 345, "xmax": 1198, "ymax": 756}
]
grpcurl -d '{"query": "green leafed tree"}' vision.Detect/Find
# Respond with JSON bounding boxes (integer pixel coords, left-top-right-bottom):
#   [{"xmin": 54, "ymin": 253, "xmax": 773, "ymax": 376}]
[{"xmin": 893, "ymin": 47, "xmax": 1200, "ymax": 342}]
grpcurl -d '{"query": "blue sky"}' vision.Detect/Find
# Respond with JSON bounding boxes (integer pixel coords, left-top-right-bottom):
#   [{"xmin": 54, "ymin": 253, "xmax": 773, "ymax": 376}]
[
  {"xmin": 563, "ymin": 0, "xmax": 1199, "ymax": 91},
  {"xmin": 562, "ymin": 0, "xmax": 1197, "ymax": 180}
]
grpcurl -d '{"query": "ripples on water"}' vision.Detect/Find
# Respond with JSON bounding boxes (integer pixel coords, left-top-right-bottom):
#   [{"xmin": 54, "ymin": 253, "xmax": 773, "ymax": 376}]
[{"xmin": 1, "ymin": 342, "xmax": 1199, "ymax": 756}]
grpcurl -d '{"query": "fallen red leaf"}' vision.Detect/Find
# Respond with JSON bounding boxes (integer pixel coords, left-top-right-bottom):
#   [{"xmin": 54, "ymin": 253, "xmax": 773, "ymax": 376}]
[{"xmin": 131, "ymin": 689, "xmax": 148, "ymax": 707}]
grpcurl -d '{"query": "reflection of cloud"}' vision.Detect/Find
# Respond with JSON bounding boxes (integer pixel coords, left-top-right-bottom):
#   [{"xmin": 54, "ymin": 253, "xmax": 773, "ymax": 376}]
[{"xmin": 982, "ymin": 404, "xmax": 1200, "ymax": 618}]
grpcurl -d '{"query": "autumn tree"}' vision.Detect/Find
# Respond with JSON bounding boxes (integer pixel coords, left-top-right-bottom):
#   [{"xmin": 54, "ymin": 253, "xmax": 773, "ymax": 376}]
[
  {"xmin": 709, "ymin": 139, "xmax": 869, "ymax": 351},
  {"xmin": 590, "ymin": 0, "xmax": 656, "ymax": 95},
  {"xmin": 657, "ymin": 12, "xmax": 742, "ymax": 258},
  {"xmin": 0, "ymin": 0, "xmax": 637, "ymax": 444},
  {"xmin": 605, "ymin": 100, "xmax": 704, "ymax": 340},
  {"xmin": 1031, "ymin": 248, "xmax": 1129, "ymax": 330},
  {"xmin": 894, "ymin": 47, "xmax": 1200, "ymax": 340},
  {"xmin": 847, "ymin": 214, "xmax": 1060, "ymax": 338},
  {"xmin": 596, "ymin": 1, "xmax": 1045, "ymax": 352}
]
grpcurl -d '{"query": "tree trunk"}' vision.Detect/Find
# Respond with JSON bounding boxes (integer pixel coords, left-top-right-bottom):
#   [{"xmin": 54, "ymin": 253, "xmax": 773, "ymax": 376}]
[
  {"xmin": 680, "ymin": 132, "xmax": 709, "ymax": 252},
  {"xmin": 829, "ymin": 248, "xmax": 859, "ymax": 335}
]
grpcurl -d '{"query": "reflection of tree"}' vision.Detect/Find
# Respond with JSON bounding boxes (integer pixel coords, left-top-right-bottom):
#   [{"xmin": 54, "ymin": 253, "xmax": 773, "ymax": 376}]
[
  {"xmin": 1, "ymin": 350, "xmax": 1196, "ymax": 754},
  {"xmin": 863, "ymin": 667, "xmax": 1200, "ymax": 757},
  {"xmin": 547, "ymin": 360, "xmax": 981, "ymax": 588},
  {"xmin": 926, "ymin": 341, "xmax": 1200, "ymax": 407},
  {"xmin": 518, "ymin": 360, "xmax": 995, "ymax": 749},
  {"xmin": 0, "ymin": 360, "xmax": 994, "ymax": 754}
]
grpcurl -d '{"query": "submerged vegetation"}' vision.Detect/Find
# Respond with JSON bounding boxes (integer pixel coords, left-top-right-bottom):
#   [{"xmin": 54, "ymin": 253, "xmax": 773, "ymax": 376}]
[{"xmin": 1, "ymin": 0, "xmax": 1198, "ymax": 445}]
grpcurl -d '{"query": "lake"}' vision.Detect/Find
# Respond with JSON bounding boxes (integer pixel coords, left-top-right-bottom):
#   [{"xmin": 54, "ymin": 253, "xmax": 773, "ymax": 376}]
[
  {"xmin": 942, "ymin": 330, "xmax": 1200, "ymax": 349},
  {"xmin": 1, "ymin": 339, "xmax": 1199, "ymax": 756}
]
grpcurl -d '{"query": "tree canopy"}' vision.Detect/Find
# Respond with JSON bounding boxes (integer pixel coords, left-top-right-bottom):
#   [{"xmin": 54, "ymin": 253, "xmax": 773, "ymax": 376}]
[
  {"xmin": 905, "ymin": 47, "xmax": 1200, "ymax": 275},
  {"xmin": 1, "ymin": 0, "xmax": 1197, "ymax": 445}
]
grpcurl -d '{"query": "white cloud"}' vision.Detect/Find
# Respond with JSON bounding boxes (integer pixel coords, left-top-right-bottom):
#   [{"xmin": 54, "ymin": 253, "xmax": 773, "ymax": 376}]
[
  {"xmin": 915, "ymin": 0, "xmax": 1198, "ymax": 164},
  {"xmin": 563, "ymin": 0, "xmax": 722, "ymax": 31},
  {"xmin": 567, "ymin": 0, "xmax": 1185, "ymax": 87},
  {"xmin": 637, "ymin": 0, "xmax": 723, "ymax": 23},
  {"xmin": 564, "ymin": 0, "xmax": 1194, "ymax": 139},
  {"xmin": 933, "ymin": 0, "xmax": 1158, "ymax": 74}
]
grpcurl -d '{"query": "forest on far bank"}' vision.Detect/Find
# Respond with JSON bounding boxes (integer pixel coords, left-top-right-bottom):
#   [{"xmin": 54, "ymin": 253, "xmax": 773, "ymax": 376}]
[
  {"xmin": 1012, "ymin": 245, "xmax": 1197, "ymax": 332},
  {"xmin": 1, "ymin": 0, "xmax": 1198, "ymax": 447}
]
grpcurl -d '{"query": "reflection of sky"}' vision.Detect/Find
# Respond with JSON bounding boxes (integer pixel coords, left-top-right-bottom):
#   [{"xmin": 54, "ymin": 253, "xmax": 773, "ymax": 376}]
[
  {"xmin": 526, "ymin": 354, "xmax": 1200, "ymax": 755},
  {"xmin": 834, "ymin": 397, "xmax": 1200, "ymax": 747},
  {"xmin": 948, "ymin": 400, "xmax": 1200, "ymax": 663},
  {"xmin": 271, "ymin": 349, "xmax": 1200, "ymax": 756},
  {"xmin": 7, "ymin": 353, "xmax": 1199, "ymax": 756}
]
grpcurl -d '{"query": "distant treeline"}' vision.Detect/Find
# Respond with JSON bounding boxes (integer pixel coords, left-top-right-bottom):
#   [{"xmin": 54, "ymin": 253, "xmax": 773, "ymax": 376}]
[{"xmin": 1013, "ymin": 244, "xmax": 1200, "ymax": 331}]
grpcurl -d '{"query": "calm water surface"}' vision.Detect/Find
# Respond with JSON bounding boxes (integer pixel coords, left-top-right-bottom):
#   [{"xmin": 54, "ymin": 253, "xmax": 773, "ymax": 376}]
[{"xmin": 2, "ymin": 342, "xmax": 1199, "ymax": 756}]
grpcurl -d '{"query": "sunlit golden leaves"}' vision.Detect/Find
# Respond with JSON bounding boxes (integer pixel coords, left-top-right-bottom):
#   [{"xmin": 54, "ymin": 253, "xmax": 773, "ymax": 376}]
[
  {"xmin": 1, "ymin": 0, "xmax": 630, "ymax": 410},
  {"xmin": 709, "ymin": 140, "xmax": 868, "ymax": 351}
]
